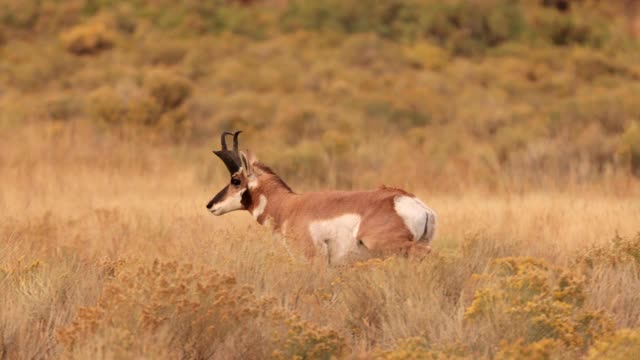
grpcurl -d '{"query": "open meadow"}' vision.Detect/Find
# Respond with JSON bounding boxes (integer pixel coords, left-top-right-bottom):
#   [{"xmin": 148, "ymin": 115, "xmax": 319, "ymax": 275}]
[
  {"xmin": 2, "ymin": 0, "xmax": 640, "ymax": 359},
  {"xmin": 2, "ymin": 123, "xmax": 640, "ymax": 359}
]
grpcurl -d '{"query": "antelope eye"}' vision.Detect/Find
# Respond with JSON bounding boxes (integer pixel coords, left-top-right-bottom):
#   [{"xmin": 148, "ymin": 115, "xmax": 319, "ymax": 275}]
[{"xmin": 231, "ymin": 178, "xmax": 241, "ymax": 186}]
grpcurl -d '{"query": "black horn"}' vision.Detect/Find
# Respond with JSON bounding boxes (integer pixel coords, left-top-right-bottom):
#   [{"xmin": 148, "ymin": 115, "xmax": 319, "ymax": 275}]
[
  {"xmin": 220, "ymin": 131, "xmax": 234, "ymax": 151},
  {"xmin": 213, "ymin": 131, "xmax": 243, "ymax": 174},
  {"xmin": 233, "ymin": 131, "xmax": 242, "ymax": 154}
]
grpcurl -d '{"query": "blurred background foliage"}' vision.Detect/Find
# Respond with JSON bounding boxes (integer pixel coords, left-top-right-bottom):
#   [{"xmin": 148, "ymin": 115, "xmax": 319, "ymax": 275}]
[{"xmin": 1, "ymin": 0, "xmax": 640, "ymax": 190}]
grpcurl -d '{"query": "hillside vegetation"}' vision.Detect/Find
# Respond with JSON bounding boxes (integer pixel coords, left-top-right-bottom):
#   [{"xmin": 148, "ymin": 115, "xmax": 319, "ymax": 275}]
[
  {"xmin": 2, "ymin": 0, "xmax": 640, "ymax": 190},
  {"xmin": 1, "ymin": 0, "xmax": 640, "ymax": 359}
]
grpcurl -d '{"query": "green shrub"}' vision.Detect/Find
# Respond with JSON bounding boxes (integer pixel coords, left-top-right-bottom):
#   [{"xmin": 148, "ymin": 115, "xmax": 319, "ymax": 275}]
[
  {"xmin": 216, "ymin": 6, "xmax": 275, "ymax": 39},
  {"xmin": 0, "ymin": 0, "xmax": 39, "ymax": 29},
  {"xmin": 87, "ymin": 71, "xmax": 192, "ymax": 134},
  {"xmin": 144, "ymin": 70, "xmax": 192, "ymax": 112},
  {"xmin": 3, "ymin": 41, "xmax": 78, "ymax": 91},
  {"xmin": 534, "ymin": 10, "xmax": 608, "ymax": 48},
  {"xmin": 282, "ymin": 0, "xmax": 421, "ymax": 38},
  {"xmin": 44, "ymin": 95, "xmax": 83, "ymax": 121},
  {"xmin": 548, "ymin": 89, "xmax": 638, "ymax": 137},
  {"xmin": 139, "ymin": 39, "xmax": 188, "ymax": 66},
  {"xmin": 268, "ymin": 141, "xmax": 330, "ymax": 187},
  {"xmin": 126, "ymin": 93, "xmax": 163, "ymax": 126},
  {"xmin": 0, "ymin": 0, "xmax": 84, "ymax": 32},
  {"xmin": 110, "ymin": 3, "xmax": 137, "ymax": 34},
  {"xmin": 619, "ymin": 122, "xmax": 640, "ymax": 176},
  {"xmin": 169, "ymin": 0, "xmax": 276, "ymax": 37},
  {"xmin": 571, "ymin": 48, "xmax": 634, "ymax": 82},
  {"xmin": 339, "ymin": 33, "xmax": 406, "ymax": 69},
  {"xmin": 282, "ymin": 0, "xmax": 525, "ymax": 54},
  {"xmin": 88, "ymin": 86, "xmax": 126, "ymax": 125},
  {"xmin": 426, "ymin": 0, "xmax": 525, "ymax": 56},
  {"xmin": 213, "ymin": 85, "xmax": 279, "ymax": 125},
  {"xmin": 274, "ymin": 104, "xmax": 327, "ymax": 145},
  {"xmin": 182, "ymin": 45, "xmax": 215, "ymax": 79}
]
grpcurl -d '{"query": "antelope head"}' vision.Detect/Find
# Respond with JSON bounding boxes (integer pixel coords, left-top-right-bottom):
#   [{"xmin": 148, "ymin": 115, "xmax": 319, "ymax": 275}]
[{"xmin": 206, "ymin": 131, "xmax": 256, "ymax": 215}]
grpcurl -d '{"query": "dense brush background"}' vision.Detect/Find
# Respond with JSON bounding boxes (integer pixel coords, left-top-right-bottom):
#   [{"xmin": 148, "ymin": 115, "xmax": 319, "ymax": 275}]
[{"xmin": 1, "ymin": 0, "xmax": 640, "ymax": 358}]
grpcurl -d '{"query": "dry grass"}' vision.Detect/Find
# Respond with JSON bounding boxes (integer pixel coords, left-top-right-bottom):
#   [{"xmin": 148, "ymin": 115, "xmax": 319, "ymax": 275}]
[
  {"xmin": 2, "ymin": 1, "xmax": 640, "ymax": 357},
  {"xmin": 1, "ymin": 125, "xmax": 639, "ymax": 358}
]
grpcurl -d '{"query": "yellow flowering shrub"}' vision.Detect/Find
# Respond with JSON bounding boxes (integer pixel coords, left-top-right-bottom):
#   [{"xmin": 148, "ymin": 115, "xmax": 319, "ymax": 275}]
[
  {"xmin": 575, "ymin": 233, "xmax": 640, "ymax": 270},
  {"xmin": 58, "ymin": 260, "xmax": 345, "ymax": 359},
  {"xmin": 464, "ymin": 257, "xmax": 613, "ymax": 352},
  {"xmin": 495, "ymin": 338, "xmax": 567, "ymax": 360},
  {"xmin": 375, "ymin": 337, "xmax": 468, "ymax": 360},
  {"xmin": 587, "ymin": 328, "xmax": 640, "ymax": 360},
  {"xmin": 60, "ymin": 22, "xmax": 115, "ymax": 56},
  {"xmin": 273, "ymin": 315, "xmax": 346, "ymax": 360}
]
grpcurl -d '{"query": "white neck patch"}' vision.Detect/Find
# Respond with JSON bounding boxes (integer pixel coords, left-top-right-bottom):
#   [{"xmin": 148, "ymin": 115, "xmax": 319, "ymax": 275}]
[
  {"xmin": 248, "ymin": 176, "xmax": 259, "ymax": 190},
  {"xmin": 252, "ymin": 194, "xmax": 267, "ymax": 220}
]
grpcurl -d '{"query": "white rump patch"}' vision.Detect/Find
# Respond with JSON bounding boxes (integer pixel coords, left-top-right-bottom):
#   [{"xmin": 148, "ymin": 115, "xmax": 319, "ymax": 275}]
[
  {"xmin": 309, "ymin": 214, "xmax": 362, "ymax": 264},
  {"xmin": 252, "ymin": 195, "xmax": 267, "ymax": 220},
  {"xmin": 394, "ymin": 196, "xmax": 437, "ymax": 243},
  {"xmin": 211, "ymin": 189, "xmax": 245, "ymax": 215}
]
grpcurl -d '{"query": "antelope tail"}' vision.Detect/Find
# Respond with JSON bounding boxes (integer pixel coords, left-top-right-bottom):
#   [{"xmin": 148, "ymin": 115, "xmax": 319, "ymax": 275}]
[{"xmin": 421, "ymin": 209, "xmax": 437, "ymax": 243}]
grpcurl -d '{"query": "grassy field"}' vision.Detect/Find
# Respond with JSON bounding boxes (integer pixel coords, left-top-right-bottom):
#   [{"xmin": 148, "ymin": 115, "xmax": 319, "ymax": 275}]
[
  {"xmin": 2, "ymin": 0, "xmax": 640, "ymax": 358},
  {"xmin": 1, "ymin": 125, "xmax": 640, "ymax": 359}
]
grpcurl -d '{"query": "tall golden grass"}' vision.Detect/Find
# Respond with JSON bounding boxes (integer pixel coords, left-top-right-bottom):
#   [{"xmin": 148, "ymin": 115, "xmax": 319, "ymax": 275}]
[
  {"xmin": 1, "ymin": 124, "xmax": 639, "ymax": 358},
  {"xmin": 2, "ymin": 1, "xmax": 640, "ymax": 357}
]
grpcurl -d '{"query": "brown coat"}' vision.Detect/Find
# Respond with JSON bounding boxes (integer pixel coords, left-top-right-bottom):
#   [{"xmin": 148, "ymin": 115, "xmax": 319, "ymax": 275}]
[{"xmin": 245, "ymin": 164, "xmax": 433, "ymax": 262}]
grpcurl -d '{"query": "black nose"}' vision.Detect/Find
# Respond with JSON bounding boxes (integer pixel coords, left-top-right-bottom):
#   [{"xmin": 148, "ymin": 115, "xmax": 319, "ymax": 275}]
[{"xmin": 206, "ymin": 199, "xmax": 214, "ymax": 210}]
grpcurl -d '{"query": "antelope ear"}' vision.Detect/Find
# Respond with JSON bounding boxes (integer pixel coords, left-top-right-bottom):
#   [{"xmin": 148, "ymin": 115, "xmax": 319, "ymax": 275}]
[
  {"xmin": 245, "ymin": 150, "xmax": 258, "ymax": 166},
  {"xmin": 240, "ymin": 151, "xmax": 255, "ymax": 176}
]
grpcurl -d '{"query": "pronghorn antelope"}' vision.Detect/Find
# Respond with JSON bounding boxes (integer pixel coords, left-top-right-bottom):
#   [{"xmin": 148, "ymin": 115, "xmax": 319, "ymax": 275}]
[{"xmin": 206, "ymin": 131, "xmax": 437, "ymax": 264}]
